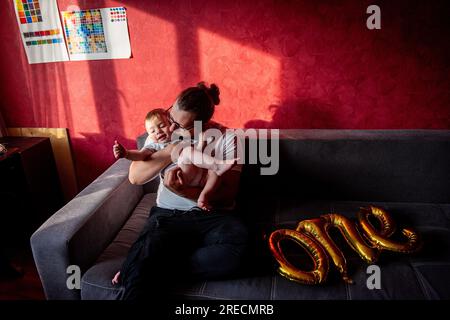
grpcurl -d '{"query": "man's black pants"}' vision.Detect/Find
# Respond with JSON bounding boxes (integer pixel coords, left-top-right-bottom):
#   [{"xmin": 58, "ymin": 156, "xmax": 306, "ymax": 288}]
[{"xmin": 119, "ymin": 206, "xmax": 249, "ymax": 300}]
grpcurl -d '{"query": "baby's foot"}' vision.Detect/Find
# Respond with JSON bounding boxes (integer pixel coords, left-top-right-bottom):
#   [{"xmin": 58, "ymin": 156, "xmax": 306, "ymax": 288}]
[
  {"xmin": 198, "ymin": 195, "xmax": 212, "ymax": 211},
  {"xmin": 112, "ymin": 271, "xmax": 121, "ymax": 285},
  {"xmin": 215, "ymin": 158, "xmax": 239, "ymax": 176},
  {"xmin": 198, "ymin": 202, "xmax": 212, "ymax": 211}
]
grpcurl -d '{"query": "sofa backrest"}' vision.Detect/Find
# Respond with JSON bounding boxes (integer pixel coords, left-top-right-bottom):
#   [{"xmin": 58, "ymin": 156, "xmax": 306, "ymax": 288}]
[
  {"xmin": 137, "ymin": 130, "xmax": 450, "ymax": 204},
  {"xmin": 240, "ymin": 129, "xmax": 450, "ymax": 204}
]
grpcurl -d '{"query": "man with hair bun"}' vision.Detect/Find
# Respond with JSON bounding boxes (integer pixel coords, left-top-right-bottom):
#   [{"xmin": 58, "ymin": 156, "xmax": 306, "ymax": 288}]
[{"xmin": 115, "ymin": 82, "xmax": 249, "ymax": 301}]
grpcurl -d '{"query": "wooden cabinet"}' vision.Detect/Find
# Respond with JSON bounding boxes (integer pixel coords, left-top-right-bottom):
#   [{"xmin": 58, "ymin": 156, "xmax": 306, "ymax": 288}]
[{"xmin": 0, "ymin": 136, "xmax": 63, "ymax": 246}]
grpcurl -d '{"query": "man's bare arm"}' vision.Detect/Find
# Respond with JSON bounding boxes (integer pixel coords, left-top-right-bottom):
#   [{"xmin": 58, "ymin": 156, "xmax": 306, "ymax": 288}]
[{"xmin": 128, "ymin": 145, "xmax": 174, "ymax": 185}]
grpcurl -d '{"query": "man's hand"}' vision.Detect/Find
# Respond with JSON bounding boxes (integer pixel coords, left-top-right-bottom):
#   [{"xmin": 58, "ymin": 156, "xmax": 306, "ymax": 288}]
[{"xmin": 113, "ymin": 140, "xmax": 127, "ymax": 159}]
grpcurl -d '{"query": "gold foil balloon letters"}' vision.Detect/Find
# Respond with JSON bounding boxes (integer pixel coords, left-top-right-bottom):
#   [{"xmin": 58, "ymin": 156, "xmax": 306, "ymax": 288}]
[{"xmin": 268, "ymin": 206, "xmax": 422, "ymax": 285}]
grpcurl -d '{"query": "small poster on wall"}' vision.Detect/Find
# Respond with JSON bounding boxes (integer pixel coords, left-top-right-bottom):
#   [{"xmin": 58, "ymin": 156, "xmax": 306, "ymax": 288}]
[
  {"xmin": 61, "ymin": 7, "xmax": 131, "ymax": 61},
  {"xmin": 13, "ymin": 0, "xmax": 69, "ymax": 64}
]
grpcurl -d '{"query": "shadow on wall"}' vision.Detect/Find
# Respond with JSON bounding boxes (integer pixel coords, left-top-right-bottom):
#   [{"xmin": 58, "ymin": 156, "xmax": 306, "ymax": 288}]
[
  {"xmin": 73, "ymin": 0, "xmax": 127, "ymax": 189},
  {"xmin": 244, "ymin": 99, "xmax": 343, "ymax": 129}
]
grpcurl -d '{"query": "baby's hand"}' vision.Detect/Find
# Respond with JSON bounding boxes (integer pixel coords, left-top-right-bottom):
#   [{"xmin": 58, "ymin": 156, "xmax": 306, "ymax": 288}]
[
  {"xmin": 198, "ymin": 201, "xmax": 212, "ymax": 212},
  {"xmin": 113, "ymin": 140, "xmax": 127, "ymax": 159}
]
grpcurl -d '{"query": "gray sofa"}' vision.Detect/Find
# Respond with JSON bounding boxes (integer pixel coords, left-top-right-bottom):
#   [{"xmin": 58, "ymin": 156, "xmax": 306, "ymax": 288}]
[{"xmin": 31, "ymin": 130, "xmax": 450, "ymax": 300}]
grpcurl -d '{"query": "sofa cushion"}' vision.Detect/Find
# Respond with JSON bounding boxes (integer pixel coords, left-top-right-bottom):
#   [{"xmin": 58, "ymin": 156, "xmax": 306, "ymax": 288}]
[
  {"xmin": 81, "ymin": 194, "xmax": 450, "ymax": 300},
  {"xmin": 178, "ymin": 200, "xmax": 450, "ymax": 300},
  {"xmin": 80, "ymin": 193, "xmax": 157, "ymax": 300}
]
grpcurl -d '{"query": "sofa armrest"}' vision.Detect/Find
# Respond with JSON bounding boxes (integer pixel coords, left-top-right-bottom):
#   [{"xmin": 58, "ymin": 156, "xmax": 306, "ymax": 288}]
[{"xmin": 30, "ymin": 158, "xmax": 143, "ymax": 300}]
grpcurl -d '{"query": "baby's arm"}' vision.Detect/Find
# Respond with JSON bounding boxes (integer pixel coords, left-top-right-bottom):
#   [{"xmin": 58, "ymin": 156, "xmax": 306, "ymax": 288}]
[
  {"xmin": 125, "ymin": 149, "xmax": 155, "ymax": 161},
  {"xmin": 113, "ymin": 140, "xmax": 155, "ymax": 161}
]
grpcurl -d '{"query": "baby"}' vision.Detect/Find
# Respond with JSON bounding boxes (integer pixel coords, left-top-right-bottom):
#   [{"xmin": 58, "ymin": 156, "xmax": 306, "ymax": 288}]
[{"xmin": 114, "ymin": 108, "xmax": 237, "ymax": 208}]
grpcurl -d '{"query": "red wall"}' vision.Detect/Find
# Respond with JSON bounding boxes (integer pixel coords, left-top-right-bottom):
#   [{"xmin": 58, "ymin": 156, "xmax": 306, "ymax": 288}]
[{"xmin": 1, "ymin": 0, "xmax": 449, "ymax": 190}]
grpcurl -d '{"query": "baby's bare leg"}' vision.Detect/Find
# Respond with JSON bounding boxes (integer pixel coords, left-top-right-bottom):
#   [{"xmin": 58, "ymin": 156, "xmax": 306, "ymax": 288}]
[
  {"xmin": 178, "ymin": 146, "xmax": 238, "ymax": 176},
  {"xmin": 197, "ymin": 171, "xmax": 220, "ymax": 211}
]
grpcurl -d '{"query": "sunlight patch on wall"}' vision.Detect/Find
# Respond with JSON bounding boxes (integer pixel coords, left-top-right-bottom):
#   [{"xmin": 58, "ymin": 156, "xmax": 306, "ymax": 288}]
[{"xmin": 198, "ymin": 28, "xmax": 281, "ymax": 128}]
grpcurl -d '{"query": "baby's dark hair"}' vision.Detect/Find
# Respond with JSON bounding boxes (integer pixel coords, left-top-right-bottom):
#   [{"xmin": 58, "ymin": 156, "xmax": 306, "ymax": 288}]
[
  {"xmin": 145, "ymin": 108, "xmax": 167, "ymax": 122},
  {"xmin": 174, "ymin": 82, "xmax": 220, "ymax": 123}
]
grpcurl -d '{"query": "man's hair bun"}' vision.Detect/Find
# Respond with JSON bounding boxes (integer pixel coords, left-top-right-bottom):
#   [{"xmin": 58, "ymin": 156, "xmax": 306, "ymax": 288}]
[
  {"xmin": 197, "ymin": 81, "xmax": 220, "ymax": 106},
  {"xmin": 208, "ymin": 84, "xmax": 220, "ymax": 106}
]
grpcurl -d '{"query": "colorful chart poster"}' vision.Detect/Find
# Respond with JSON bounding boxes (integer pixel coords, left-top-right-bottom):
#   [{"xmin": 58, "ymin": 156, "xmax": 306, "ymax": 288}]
[
  {"xmin": 61, "ymin": 7, "xmax": 131, "ymax": 61},
  {"xmin": 13, "ymin": 0, "xmax": 69, "ymax": 64}
]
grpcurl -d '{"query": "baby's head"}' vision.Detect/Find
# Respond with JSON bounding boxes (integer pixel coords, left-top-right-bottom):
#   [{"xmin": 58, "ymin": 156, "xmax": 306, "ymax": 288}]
[{"xmin": 145, "ymin": 108, "xmax": 171, "ymax": 143}]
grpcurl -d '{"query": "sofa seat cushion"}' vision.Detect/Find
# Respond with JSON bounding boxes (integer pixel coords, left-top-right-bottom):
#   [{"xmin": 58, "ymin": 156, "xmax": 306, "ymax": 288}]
[
  {"xmin": 81, "ymin": 195, "xmax": 450, "ymax": 300},
  {"xmin": 81, "ymin": 193, "xmax": 157, "ymax": 300},
  {"xmin": 178, "ymin": 201, "xmax": 450, "ymax": 300}
]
